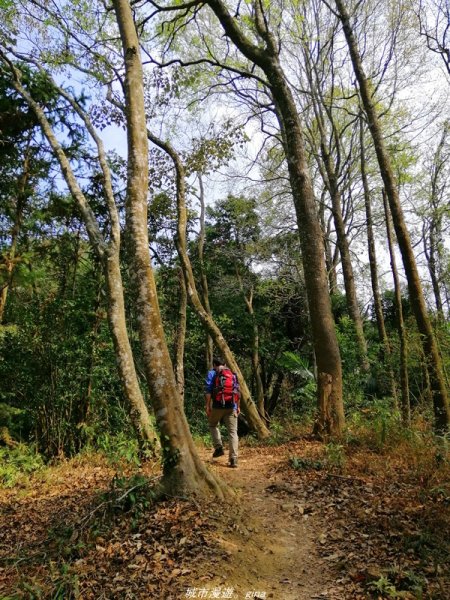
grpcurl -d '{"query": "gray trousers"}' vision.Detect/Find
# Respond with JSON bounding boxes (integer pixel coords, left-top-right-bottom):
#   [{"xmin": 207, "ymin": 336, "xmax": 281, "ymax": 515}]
[{"xmin": 208, "ymin": 408, "xmax": 238, "ymax": 460}]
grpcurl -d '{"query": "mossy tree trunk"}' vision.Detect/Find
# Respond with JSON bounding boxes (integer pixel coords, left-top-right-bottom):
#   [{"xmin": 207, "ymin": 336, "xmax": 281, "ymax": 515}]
[
  {"xmin": 147, "ymin": 131, "xmax": 271, "ymax": 439},
  {"xmin": 112, "ymin": 0, "xmax": 230, "ymax": 497},
  {"xmin": 0, "ymin": 55, "xmax": 160, "ymax": 451}
]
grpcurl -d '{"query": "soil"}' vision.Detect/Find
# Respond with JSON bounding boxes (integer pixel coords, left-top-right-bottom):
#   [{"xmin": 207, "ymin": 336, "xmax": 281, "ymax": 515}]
[
  {"xmin": 1, "ymin": 438, "xmax": 448, "ymax": 599},
  {"xmin": 195, "ymin": 444, "xmax": 339, "ymax": 600}
]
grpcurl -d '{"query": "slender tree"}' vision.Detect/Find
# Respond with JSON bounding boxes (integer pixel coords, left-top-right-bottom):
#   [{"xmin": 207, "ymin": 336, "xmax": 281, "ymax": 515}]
[
  {"xmin": 334, "ymin": 0, "xmax": 450, "ymax": 431},
  {"xmin": 197, "ymin": 174, "xmax": 214, "ymax": 369},
  {"xmin": 0, "ymin": 53, "xmax": 160, "ymax": 449},
  {"xmin": 153, "ymin": 0, "xmax": 344, "ymax": 436},
  {"xmin": 112, "ymin": 0, "xmax": 231, "ymax": 496},
  {"xmin": 147, "ymin": 130, "xmax": 271, "ymax": 438},
  {"xmin": 360, "ymin": 115, "xmax": 397, "ymax": 400},
  {"xmin": 173, "ymin": 266, "xmax": 187, "ymax": 401},
  {"xmin": 383, "ymin": 190, "xmax": 410, "ymax": 425},
  {"xmin": 302, "ymin": 42, "xmax": 369, "ymax": 372}
]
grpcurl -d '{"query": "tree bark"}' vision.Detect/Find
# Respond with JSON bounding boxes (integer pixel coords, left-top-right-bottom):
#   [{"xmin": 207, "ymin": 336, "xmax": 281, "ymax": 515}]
[
  {"xmin": 317, "ymin": 141, "xmax": 369, "ymax": 372},
  {"xmin": 319, "ymin": 192, "xmax": 338, "ymax": 296},
  {"xmin": 239, "ymin": 281, "xmax": 266, "ymax": 419},
  {"xmin": 0, "ymin": 50, "xmax": 160, "ymax": 450},
  {"xmin": 206, "ymin": 0, "xmax": 344, "ymax": 437},
  {"xmin": 383, "ymin": 190, "xmax": 410, "ymax": 425},
  {"xmin": 424, "ymin": 221, "xmax": 444, "ymax": 318},
  {"xmin": 197, "ymin": 173, "xmax": 214, "ymax": 369},
  {"xmin": 113, "ymin": 0, "xmax": 230, "ymax": 497},
  {"xmin": 303, "ymin": 47, "xmax": 369, "ymax": 372},
  {"xmin": 360, "ymin": 116, "xmax": 397, "ymax": 401},
  {"xmin": 147, "ymin": 131, "xmax": 271, "ymax": 439},
  {"xmin": 173, "ymin": 266, "xmax": 187, "ymax": 401},
  {"xmin": 335, "ymin": 0, "xmax": 450, "ymax": 431}
]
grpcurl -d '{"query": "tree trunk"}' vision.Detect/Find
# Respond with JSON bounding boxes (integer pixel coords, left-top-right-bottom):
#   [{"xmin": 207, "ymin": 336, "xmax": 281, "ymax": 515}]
[
  {"xmin": 319, "ymin": 192, "xmax": 338, "ymax": 296},
  {"xmin": 319, "ymin": 143, "xmax": 369, "ymax": 372},
  {"xmin": 0, "ymin": 146, "xmax": 31, "ymax": 323},
  {"xmin": 303, "ymin": 48, "xmax": 369, "ymax": 371},
  {"xmin": 206, "ymin": 0, "xmax": 344, "ymax": 437},
  {"xmin": 197, "ymin": 173, "xmax": 214, "ymax": 369},
  {"xmin": 104, "ymin": 247, "xmax": 161, "ymax": 447},
  {"xmin": 147, "ymin": 131, "xmax": 271, "ymax": 440},
  {"xmin": 424, "ymin": 219, "xmax": 444, "ymax": 319},
  {"xmin": 2, "ymin": 52, "xmax": 160, "ymax": 451},
  {"xmin": 360, "ymin": 116, "xmax": 397, "ymax": 401},
  {"xmin": 268, "ymin": 66, "xmax": 344, "ymax": 438},
  {"xmin": 383, "ymin": 190, "xmax": 410, "ymax": 426},
  {"xmin": 243, "ymin": 286, "xmax": 266, "ymax": 419},
  {"xmin": 113, "ymin": 0, "xmax": 229, "ymax": 497},
  {"xmin": 173, "ymin": 266, "xmax": 187, "ymax": 401},
  {"xmin": 336, "ymin": 0, "xmax": 450, "ymax": 431},
  {"xmin": 266, "ymin": 371, "xmax": 284, "ymax": 416}
]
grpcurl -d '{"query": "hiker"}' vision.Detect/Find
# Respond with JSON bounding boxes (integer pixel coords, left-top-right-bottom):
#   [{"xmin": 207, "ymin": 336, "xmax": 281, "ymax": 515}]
[{"xmin": 205, "ymin": 357, "xmax": 240, "ymax": 468}]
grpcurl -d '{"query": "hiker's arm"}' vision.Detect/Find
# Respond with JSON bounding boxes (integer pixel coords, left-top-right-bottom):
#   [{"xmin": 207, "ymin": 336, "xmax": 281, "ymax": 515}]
[
  {"xmin": 205, "ymin": 393, "xmax": 212, "ymax": 416},
  {"xmin": 234, "ymin": 377, "xmax": 240, "ymax": 415},
  {"xmin": 204, "ymin": 369, "xmax": 215, "ymax": 415}
]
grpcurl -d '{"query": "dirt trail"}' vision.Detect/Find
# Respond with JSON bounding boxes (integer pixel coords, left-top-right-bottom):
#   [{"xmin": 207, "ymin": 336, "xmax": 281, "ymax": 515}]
[
  {"xmin": 3, "ymin": 441, "xmax": 445, "ymax": 598},
  {"xmin": 196, "ymin": 445, "xmax": 339, "ymax": 600}
]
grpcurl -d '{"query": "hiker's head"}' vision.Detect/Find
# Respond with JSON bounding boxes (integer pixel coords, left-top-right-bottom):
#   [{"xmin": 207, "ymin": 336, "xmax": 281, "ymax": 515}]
[{"xmin": 212, "ymin": 357, "xmax": 225, "ymax": 370}]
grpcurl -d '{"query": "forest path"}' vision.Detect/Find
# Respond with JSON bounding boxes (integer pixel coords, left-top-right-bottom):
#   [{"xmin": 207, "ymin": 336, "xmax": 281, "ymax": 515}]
[
  {"xmin": 196, "ymin": 444, "xmax": 340, "ymax": 600},
  {"xmin": 1, "ymin": 440, "xmax": 445, "ymax": 598}
]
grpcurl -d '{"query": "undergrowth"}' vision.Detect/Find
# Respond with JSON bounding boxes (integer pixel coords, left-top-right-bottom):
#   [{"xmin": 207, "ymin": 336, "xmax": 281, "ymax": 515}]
[{"xmin": 0, "ymin": 444, "xmax": 45, "ymax": 487}]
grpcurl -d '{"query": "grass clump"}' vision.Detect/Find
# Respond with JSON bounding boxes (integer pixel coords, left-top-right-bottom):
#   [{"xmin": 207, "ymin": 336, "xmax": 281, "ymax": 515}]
[{"xmin": 0, "ymin": 444, "xmax": 45, "ymax": 487}]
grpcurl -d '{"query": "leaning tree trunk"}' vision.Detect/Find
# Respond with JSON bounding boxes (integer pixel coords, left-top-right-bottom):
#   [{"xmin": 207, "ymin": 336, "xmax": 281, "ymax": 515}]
[
  {"xmin": 113, "ymin": 0, "xmax": 230, "ymax": 497},
  {"xmin": 360, "ymin": 116, "xmax": 397, "ymax": 401},
  {"xmin": 147, "ymin": 131, "xmax": 271, "ymax": 439},
  {"xmin": 1, "ymin": 59, "xmax": 160, "ymax": 451},
  {"xmin": 205, "ymin": 0, "xmax": 344, "ymax": 437},
  {"xmin": 335, "ymin": 0, "xmax": 450, "ymax": 431},
  {"xmin": 383, "ymin": 190, "xmax": 410, "ymax": 426}
]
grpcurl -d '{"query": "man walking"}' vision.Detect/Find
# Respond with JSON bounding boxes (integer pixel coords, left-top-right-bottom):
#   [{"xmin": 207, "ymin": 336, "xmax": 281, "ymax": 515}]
[{"xmin": 205, "ymin": 357, "xmax": 240, "ymax": 468}]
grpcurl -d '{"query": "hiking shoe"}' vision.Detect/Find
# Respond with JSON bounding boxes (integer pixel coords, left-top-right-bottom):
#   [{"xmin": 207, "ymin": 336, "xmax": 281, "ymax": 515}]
[
  {"xmin": 229, "ymin": 458, "xmax": 238, "ymax": 468},
  {"xmin": 212, "ymin": 446, "xmax": 224, "ymax": 458}
]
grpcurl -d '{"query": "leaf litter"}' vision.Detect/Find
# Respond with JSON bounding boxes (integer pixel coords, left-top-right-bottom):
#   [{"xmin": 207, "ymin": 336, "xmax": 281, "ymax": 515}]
[{"xmin": 0, "ymin": 439, "xmax": 448, "ymax": 599}]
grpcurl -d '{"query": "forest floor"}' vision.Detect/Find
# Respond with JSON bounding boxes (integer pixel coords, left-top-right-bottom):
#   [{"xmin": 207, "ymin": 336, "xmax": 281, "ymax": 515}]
[{"xmin": 0, "ymin": 433, "xmax": 449, "ymax": 599}]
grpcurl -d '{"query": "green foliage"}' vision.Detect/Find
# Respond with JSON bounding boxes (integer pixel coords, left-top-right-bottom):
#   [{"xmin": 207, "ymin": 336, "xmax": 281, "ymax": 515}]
[
  {"xmin": 94, "ymin": 432, "xmax": 141, "ymax": 468},
  {"xmin": 102, "ymin": 473, "xmax": 157, "ymax": 530},
  {"xmin": 324, "ymin": 442, "xmax": 346, "ymax": 471},
  {"xmin": 276, "ymin": 351, "xmax": 314, "ymax": 379},
  {"xmin": 367, "ymin": 575, "xmax": 408, "ymax": 598},
  {"xmin": 0, "ymin": 236, "xmax": 131, "ymax": 457},
  {"xmin": 47, "ymin": 563, "xmax": 80, "ymax": 600},
  {"xmin": 0, "ymin": 444, "xmax": 44, "ymax": 487},
  {"xmin": 290, "ymin": 456, "xmax": 324, "ymax": 471},
  {"xmin": 335, "ymin": 315, "xmax": 368, "ymax": 395},
  {"xmin": 367, "ymin": 567, "xmax": 425, "ymax": 599},
  {"xmin": 345, "ymin": 399, "xmax": 402, "ymax": 451}
]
